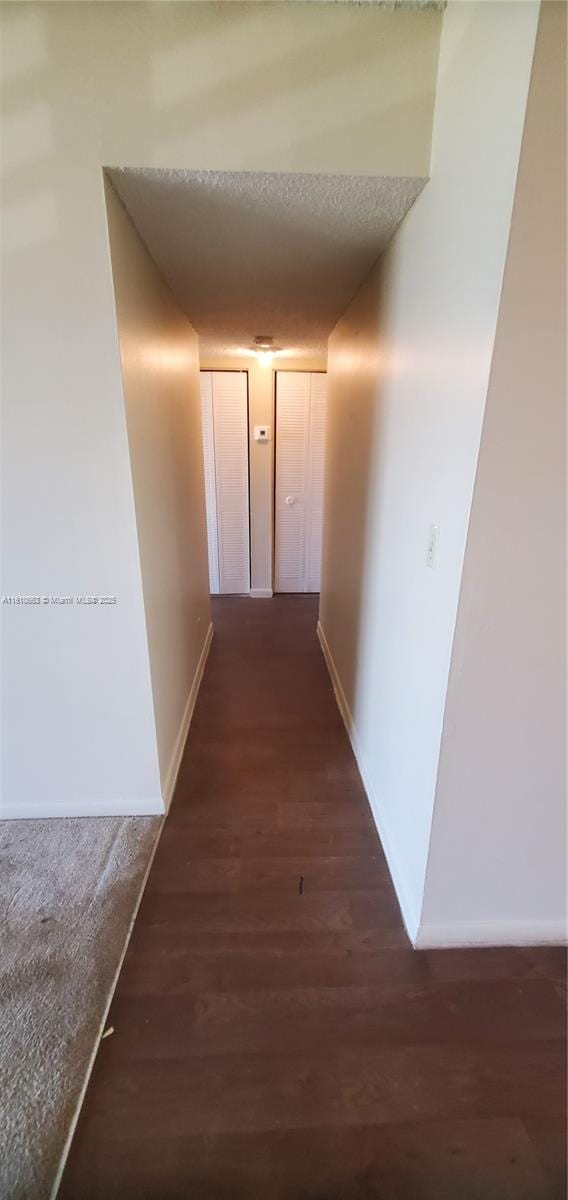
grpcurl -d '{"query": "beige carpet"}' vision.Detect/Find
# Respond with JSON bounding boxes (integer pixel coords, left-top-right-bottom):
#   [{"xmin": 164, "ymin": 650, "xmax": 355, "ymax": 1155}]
[{"xmin": 0, "ymin": 814, "xmax": 162, "ymax": 1200}]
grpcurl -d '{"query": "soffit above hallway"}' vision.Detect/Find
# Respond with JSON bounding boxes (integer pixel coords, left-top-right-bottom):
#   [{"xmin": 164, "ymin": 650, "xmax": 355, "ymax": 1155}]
[{"xmin": 107, "ymin": 167, "xmax": 426, "ymax": 359}]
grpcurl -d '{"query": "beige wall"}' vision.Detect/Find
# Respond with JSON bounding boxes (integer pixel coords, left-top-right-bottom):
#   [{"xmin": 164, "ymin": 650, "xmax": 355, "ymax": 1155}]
[
  {"xmin": 105, "ymin": 179, "xmax": 211, "ymax": 803},
  {"xmin": 200, "ymin": 356, "xmax": 326, "ymax": 593},
  {"xmin": 0, "ymin": 0, "xmax": 439, "ymax": 816},
  {"xmin": 419, "ymin": 0, "xmax": 567, "ymax": 946},
  {"xmin": 1, "ymin": 2, "xmax": 441, "ymax": 179},
  {"xmin": 319, "ymin": 0, "xmax": 539, "ymax": 937},
  {"xmin": 1, "ymin": 165, "xmax": 164, "ymax": 817}
]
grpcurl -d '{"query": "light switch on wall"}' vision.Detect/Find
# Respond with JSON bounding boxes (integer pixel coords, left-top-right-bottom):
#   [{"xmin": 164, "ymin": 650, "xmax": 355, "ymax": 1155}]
[
  {"xmin": 254, "ymin": 425, "xmax": 271, "ymax": 442},
  {"xmin": 426, "ymin": 523, "xmax": 439, "ymax": 569}
]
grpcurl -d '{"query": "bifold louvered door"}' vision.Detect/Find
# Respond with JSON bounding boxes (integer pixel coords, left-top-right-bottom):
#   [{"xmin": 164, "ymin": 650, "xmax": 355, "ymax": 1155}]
[
  {"xmin": 200, "ymin": 371, "xmax": 250, "ymax": 595},
  {"xmin": 305, "ymin": 372, "xmax": 327, "ymax": 592},
  {"xmin": 274, "ymin": 372, "xmax": 327, "ymax": 593},
  {"xmin": 200, "ymin": 371, "xmax": 220, "ymax": 594}
]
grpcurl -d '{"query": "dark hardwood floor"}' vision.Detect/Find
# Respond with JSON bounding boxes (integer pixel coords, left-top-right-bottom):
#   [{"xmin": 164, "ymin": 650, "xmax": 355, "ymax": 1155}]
[{"xmin": 60, "ymin": 596, "xmax": 566, "ymax": 1199}]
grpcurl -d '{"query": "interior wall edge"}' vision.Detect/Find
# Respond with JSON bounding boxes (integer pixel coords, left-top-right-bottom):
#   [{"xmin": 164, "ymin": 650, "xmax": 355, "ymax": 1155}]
[
  {"xmin": 419, "ymin": 0, "xmax": 565, "ymax": 936},
  {"xmin": 162, "ymin": 621, "xmax": 214, "ymax": 811},
  {"xmin": 318, "ymin": 0, "xmax": 541, "ymax": 951},
  {"xmin": 104, "ymin": 179, "xmax": 212, "ymax": 792},
  {"xmin": 316, "ymin": 619, "xmax": 420, "ymax": 944},
  {"xmin": 101, "ymin": 170, "xmax": 164, "ymax": 789}
]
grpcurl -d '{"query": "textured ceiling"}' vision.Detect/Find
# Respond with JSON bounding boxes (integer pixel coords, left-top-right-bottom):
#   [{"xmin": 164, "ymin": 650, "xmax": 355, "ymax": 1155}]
[{"xmin": 108, "ymin": 167, "xmax": 426, "ymax": 358}]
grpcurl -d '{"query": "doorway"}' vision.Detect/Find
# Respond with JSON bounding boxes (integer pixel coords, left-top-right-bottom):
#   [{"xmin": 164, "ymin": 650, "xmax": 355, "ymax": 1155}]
[
  {"xmin": 200, "ymin": 370, "xmax": 251, "ymax": 595},
  {"xmin": 274, "ymin": 370, "xmax": 327, "ymax": 593}
]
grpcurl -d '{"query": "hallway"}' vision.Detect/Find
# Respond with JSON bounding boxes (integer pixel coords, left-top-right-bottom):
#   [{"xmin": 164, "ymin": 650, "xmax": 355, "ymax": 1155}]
[{"xmin": 60, "ymin": 599, "xmax": 565, "ymax": 1199}]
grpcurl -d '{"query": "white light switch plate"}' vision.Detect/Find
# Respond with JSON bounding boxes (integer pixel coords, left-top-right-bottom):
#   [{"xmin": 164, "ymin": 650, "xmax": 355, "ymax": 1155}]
[{"xmin": 426, "ymin": 523, "xmax": 439, "ymax": 569}]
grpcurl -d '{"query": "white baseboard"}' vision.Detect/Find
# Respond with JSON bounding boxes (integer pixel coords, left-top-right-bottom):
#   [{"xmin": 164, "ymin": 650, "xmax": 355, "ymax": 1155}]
[
  {"xmin": 317, "ymin": 620, "xmax": 567, "ymax": 953},
  {"xmin": 162, "ymin": 620, "xmax": 214, "ymax": 810},
  {"xmin": 415, "ymin": 918, "xmax": 568, "ymax": 949},
  {"xmin": 316, "ymin": 620, "xmax": 420, "ymax": 944},
  {"xmin": 250, "ymin": 588, "xmax": 273, "ymax": 599},
  {"xmin": 1, "ymin": 622, "xmax": 214, "ymax": 823},
  {"xmin": 0, "ymin": 798, "xmax": 164, "ymax": 820}
]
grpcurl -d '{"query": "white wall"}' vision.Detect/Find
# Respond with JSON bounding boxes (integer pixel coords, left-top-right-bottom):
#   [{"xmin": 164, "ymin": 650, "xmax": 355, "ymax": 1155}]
[
  {"xmin": 319, "ymin": 0, "xmax": 540, "ymax": 938},
  {"xmin": 0, "ymin": 1, "xmax": 439, "ymax": 816},
  {"xmin": 419, "ymin": 0, "xmax": 567, "ymax": 947},
  {"xmin": 105, "ymin": 180, "xmax": 212, "ymax": 807},
  {"xmin": 200, "ymin": 356, "xmax": 326, "ymax": 595},
  {"xmin": 0, "ymin": 166, "xmax": 163, "ymax": 818}
]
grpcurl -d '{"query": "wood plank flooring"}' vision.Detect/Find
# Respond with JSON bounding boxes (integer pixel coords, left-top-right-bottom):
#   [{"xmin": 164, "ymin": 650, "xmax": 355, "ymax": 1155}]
[{"xmin": 60, "ymin": 596, "xmax": 566, "ymax": 1199}]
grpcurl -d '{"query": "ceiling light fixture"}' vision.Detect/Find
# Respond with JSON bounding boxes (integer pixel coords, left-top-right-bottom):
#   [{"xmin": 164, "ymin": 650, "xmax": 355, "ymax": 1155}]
[{"xmin": 252, "ymin": 335, "xmax": 282, "ymax": 367}]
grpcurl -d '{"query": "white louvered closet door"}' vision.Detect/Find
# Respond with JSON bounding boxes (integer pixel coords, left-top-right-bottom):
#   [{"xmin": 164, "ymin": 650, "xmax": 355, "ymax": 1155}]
[
  {"xmin": 200, "ymin": 372, "xmax": 220, "ymax": 594},
  {"xmin": 275, "ymin": 372, "xmax": 327, "ymax": 593},
  {"xmin": 305, "ymin": 372, "xmax": 327, "ymax": 593},
  {"xmin": 200, "ymin": 371, "xmax": 250, "ymax": 595}
]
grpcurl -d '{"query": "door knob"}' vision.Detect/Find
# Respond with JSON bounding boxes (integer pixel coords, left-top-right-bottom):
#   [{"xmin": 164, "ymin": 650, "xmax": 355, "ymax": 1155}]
[{"xmin": 285, "ymin": 495, "xmax": 296, "ymax": 506}]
